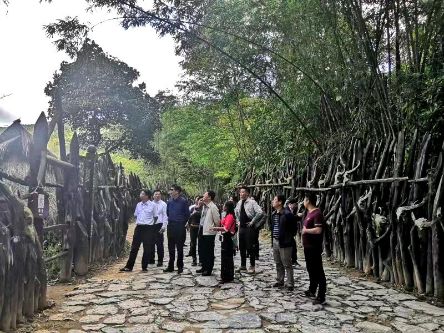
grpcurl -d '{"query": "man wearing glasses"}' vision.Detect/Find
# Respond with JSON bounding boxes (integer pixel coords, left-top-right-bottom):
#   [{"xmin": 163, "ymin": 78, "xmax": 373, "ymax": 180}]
[{"xmin": 164, "ymin": 185, "xmax": 190, "ymax": 274}]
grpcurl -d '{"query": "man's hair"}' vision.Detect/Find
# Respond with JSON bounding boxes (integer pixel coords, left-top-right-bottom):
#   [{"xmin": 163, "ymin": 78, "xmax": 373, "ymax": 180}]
[
  {"xmin": 275, "ymin": 194, "xmax": 286, "ymax": 206},
  {"xmin": 287, "ymin": 197, "xmax": 298, "ymax": 204},
  {"xmin": 305, "ymin": 192, "xmax": 317, "ymax": 206},
  {"xmin": 239, "ymin": 186, "xmax": 250, "ymax": 194},
  {"xmin": 207, "ymin": 190, "xmax": 216, "ymax": 201},
  {"xmin": 153, "ymin": 189, "xmax": 162, "ymax": 195},
  {"xmin": 171, "ymin": 184, "xmax": 182, "ymax": 192},
  {"xmin": 141, "ymin": 189, "xmax": 152, "ymax": 198}
]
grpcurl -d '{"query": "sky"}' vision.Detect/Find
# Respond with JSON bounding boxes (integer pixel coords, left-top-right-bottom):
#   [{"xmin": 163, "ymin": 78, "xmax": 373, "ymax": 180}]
[{"xmin": 0, "ymin": 0, "xmax": 183, "ymax": 125}]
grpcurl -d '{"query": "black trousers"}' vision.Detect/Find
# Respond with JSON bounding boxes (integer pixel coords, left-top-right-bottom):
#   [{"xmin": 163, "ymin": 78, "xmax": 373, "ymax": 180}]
[
  {"xmin": 148, "ymin": 224, "xmax": 164, "ymax": 264},
  {"xmin": 126, "ymin": 225, "xmax": 156, "ymax": 270},
  {"xmin": 304, "ymin": 247, "xmax": 326, "ymax": 299},
  {"xmin": 167, "ymin": 224, "xmax": 186, "ymax": 270},
  {"xmin": 201, "ymin": 234, "xmax": 216, "ymax": 274},
  {"xmin": 291, "ymin": 238, "xmax": 298, "ymax": 263},
  {"xmin": 189, "ymin": 225, "xmax": 199, "ymax": 261},
  {"xmin": 239, "ymin": 226, "xmax": 256, "ymax": 267},
  {"xmin": 221, "ymin": 232, "xmax": 234, "ymax": 282},
  {"xmin": 198, "ymin": 226, "xmax": 203, "ymax": 263},
  {"xmin": 253, "ymin": 228, "xmax": 260, "ymax": 258}
]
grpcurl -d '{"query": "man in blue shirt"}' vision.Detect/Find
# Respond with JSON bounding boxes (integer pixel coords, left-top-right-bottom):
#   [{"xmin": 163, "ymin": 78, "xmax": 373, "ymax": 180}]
[{"xmin": 164, "ymin": 184, "xmax": 190, "ymax": 274}]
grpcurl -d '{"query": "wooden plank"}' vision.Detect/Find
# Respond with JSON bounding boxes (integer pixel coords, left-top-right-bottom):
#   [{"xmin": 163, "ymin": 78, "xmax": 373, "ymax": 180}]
[
  {"xmin": 330, "ymin": 177, "xmax": 410, "ymax": 188},
  {"xmin": 238, "ymin": 183, "xmax": 290, "ymax": 188},
  {"xmin": 0, "ymin": 170, "xmax": 29, "ymax": 186},
  {"xmin": 281, "ymin": 177, "xmax": 428, "ymax": 192},
  {"xmin": 283, "ymin": 186, "xmax": 330, "ymax": 192},
  {"xmin": 44, "ymin": 250, "xmax": 68, "ymax": 263},
  {"xmin": 46, "ymin": 155, "xmax": 76, "ymax": 169},
  {"xmin": 44, "ymin": 182, "xmax": 64, "ymax": 188},
  {"xmin": 43, "ymin": 224, "xmax": 67, "ymax": 232}
]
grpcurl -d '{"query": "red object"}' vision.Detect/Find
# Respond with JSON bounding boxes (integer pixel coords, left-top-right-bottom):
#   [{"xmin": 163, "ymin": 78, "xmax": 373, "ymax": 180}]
[
  {"xmin": 302, "ymin": 208, "xmax": 325, "ymax": 249},
  {"xmin": 221, "ymin": 213, "xmax": 236, "ymax": 234}
]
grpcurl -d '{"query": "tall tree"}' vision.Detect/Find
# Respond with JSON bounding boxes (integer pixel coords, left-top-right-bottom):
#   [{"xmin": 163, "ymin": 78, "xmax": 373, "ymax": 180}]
[{"xmin": 44, "ymin": 36, "xmax": 161, "ymax": 160}]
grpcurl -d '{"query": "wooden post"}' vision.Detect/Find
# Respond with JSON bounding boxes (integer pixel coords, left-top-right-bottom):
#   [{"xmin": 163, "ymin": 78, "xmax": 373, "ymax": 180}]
[
  {"xmin": 431, "ymin": 142, "xmax": 444, "ymax": 299},
  {"xmin": 85, "ymin": 145, "xmax": 97, "ymax": 265},
  {"xmin": 60, "ymin": 133, "xmax": 80, "ymax": 281},
  {"xmin": 73, "ymin": 144, "xmax": 96, "ymax": 275},
  {"xmin": 28, "ymin": 112, "xmax": 48, "ymax": 310}
]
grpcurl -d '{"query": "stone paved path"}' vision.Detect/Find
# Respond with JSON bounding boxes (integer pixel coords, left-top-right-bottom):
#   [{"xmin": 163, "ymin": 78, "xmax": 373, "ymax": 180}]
[{"xmin": 38, "ymin": 234, "xmax": 444, "ymax": 333}]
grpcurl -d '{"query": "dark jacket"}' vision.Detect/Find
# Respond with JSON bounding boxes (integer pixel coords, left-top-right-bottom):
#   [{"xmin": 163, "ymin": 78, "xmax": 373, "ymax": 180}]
[
  {"xmin": 167, "ymin": 196, "xmax": 190, "ymax": 225},
  {"xmin": 270, "ymin": 209, "xmax": 297, "ymax": 248}
]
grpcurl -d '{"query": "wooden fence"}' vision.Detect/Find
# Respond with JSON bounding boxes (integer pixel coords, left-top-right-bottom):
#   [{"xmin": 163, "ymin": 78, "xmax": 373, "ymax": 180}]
[
  {"xmin": 0, "ymin": 113, "xmax": 142, "ymax": 331},
  {"xmin": 242, "ymin": 130, "xmax": 443, "ymax": 301}
]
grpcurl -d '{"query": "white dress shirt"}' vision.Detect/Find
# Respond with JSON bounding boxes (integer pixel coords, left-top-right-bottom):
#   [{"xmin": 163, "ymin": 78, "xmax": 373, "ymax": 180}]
[
  {"xmin": 134, "ymin": 200, "xmax": 158, "ymax": 225},
  {"xmin": 153, "ymin": 199, "xmax": 168, "ymax": 228}
]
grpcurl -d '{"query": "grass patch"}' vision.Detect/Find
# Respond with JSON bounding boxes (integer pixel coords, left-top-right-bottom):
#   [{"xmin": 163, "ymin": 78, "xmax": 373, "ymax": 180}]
[{"xmin": 43, "ymin": 232, "xmax": 63, "ymax": 282}]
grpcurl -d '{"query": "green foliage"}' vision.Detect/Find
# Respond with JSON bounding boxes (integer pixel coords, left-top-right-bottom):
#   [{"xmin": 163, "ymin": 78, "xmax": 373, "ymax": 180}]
[
  {"xmin": 110, "ymin": 153, "xmax": 152, "ymax": 184},
  {"xmin": 43, "ymin": 231, "xmax": 62, "ymax": 282},
  {"xmin": 39, "ymin": 0, "xmax": 443, "ymax": 192},
  {"xmin": 44, "ymin": 33, "xmax": 161, "ymax": 161}
]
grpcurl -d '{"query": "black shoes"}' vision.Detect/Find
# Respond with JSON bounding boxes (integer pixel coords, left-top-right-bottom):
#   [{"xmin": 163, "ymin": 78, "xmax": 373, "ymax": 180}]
[
  {"xmin": 304, "ymin": 290, "xmax": 316, "ymax": 298},
  {"xmin": 273, "ymin": 282, "xmax": 284, "ymax": 288},
  {"xmin": 313, "ymin": 297, "xmax": 326, "ymax": 305},
  {"xmin": 178, "ymin": 268, "xmax": 183, "ymax": 274},
  {"xmin": 202, "ymin": 271, "xmax": 211, "ymax": 276},
  {"xmin": 196, "ymin": 268, "xmax": 203, "ymax": 274},
  {"xmin": 157, "ymin": 262, "xmax": 163, "ymax": 267},
  {"xmin": 286, "ymin": 286, "xmax": 294, "ymax": 291},
  {"xmin": 142, "ymin": 268, "xmax": 148, "ymax": 272},
  {"xmin": 191, "ymin": 261, "xmax": 197, "ymax": 266},
  {"xmin": 119, "ymin": 267, "xmax": 132, "ymax": 272},
  {"xmin": 163, "ymin": 267, "xmax": 174, "ymax": 273}
]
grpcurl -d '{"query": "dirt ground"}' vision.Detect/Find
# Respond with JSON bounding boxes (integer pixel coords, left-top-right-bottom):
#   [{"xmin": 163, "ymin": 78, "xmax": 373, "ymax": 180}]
[{"xmin": 16, "ymin": 225, "xmax": 136, "ymax": 333}]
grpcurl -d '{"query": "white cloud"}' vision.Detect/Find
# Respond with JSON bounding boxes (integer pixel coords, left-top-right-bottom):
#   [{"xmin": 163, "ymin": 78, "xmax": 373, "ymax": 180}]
[{"xmin": 0, "ymin": 0, "xmax": 182, "ymax": 125}]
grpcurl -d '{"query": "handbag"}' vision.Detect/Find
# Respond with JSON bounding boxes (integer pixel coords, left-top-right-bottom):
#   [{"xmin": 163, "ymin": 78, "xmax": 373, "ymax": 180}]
[{"xmin": 252, "ymin": 213, "xmax": 266, "ymax": 230}]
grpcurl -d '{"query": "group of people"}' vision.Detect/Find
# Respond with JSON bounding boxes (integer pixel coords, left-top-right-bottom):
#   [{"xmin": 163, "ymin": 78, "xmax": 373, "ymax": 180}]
[{"xmin": 120, "ymin": 184, "xmax": 327, "ymax": 305}]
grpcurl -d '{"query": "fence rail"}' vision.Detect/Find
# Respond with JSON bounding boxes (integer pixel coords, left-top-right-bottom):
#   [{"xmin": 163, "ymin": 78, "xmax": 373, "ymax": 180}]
[
  {"xmin": 0, "ymin": 114, "xmax": 143, "ymax": 331},
  {"xmin": 242, "ymin": 130, "xmax": 443, "ymax": 301}
]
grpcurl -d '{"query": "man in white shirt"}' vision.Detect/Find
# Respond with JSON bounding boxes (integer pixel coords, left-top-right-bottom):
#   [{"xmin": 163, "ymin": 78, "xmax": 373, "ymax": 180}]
[
  {"xmin": 120, "ymin": 190, "xmax": 158, "ymax": 272},
  {"xmin": 151, "ymin": 189, "xmax": 168, "ymax": 267}
]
